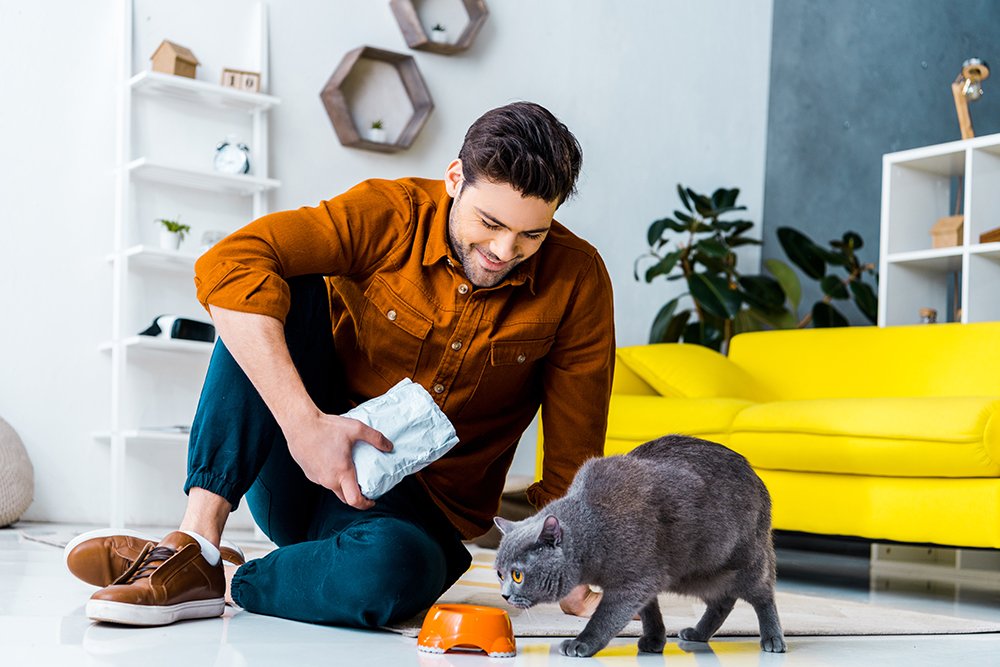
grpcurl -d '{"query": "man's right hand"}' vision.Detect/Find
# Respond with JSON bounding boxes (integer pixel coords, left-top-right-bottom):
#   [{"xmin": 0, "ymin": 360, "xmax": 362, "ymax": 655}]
[{"xmin": 284, "ymin": 410, "xmax": 393, "ymax": 510}]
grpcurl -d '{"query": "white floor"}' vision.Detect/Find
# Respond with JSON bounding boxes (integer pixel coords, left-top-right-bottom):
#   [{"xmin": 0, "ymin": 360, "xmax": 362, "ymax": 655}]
[{"xmin": 4, "ymin": 524, "xmax": 1000, "ymax": 666}]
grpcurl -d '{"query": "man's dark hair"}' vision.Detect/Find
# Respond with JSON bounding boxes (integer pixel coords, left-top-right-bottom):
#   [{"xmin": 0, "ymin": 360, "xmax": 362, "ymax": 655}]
[{"xmin": 458, "ymin": 102, "xmax": 583, "ymax": 206}]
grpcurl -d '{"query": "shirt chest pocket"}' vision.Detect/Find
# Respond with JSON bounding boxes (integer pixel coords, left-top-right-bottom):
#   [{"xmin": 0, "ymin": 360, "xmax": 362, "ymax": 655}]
[
  {"xmin": 458, "ymin": 335, "xmax": 555, "ymax": 417},
  {"xmin": 359, "ymin": 278, "xmax": 432, "ymax": 382}
]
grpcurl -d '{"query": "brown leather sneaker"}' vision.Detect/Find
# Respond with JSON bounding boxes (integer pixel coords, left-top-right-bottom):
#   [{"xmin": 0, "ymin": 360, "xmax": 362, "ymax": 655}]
[
  {"xmin": 66, "ymin": 529, "xmax": 246, "ymax": 587},
  {"xmin": 86, "ymin": 531, "xmax": 225, "ymax": 626}
]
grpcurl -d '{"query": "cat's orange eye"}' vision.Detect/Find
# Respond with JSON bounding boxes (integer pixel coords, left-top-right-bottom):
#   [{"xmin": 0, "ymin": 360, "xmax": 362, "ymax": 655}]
[{"xmin": 511, "ymin": 569, "xmax": 523, "ymax": 584}]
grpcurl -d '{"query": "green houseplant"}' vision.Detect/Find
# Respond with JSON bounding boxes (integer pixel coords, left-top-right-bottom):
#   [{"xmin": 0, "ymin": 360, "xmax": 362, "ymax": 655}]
[
  {"xmin": 636, "ymin": 185, "xmax": 878, "ymax": 351},
  {"xmin": 155, "ymin": 217, "xmax": 191, "ymax": 251}
]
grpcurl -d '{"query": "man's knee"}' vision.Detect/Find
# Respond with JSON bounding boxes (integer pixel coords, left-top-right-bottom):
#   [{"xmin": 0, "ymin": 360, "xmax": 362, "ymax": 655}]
[{"xmin": 326, "ymin": 519, "xmax": 449, "ymax": 627}]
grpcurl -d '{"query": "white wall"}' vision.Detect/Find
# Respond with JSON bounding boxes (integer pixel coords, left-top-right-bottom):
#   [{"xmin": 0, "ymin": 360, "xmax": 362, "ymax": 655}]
[{"xmin": 0, "ymin": 0, "xmax": 773, "ymax": 525}]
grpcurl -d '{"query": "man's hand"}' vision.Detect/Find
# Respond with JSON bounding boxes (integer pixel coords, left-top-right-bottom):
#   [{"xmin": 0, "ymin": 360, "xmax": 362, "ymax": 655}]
[
  {"xmin": 284, "ymin": 410, "xmax": 393, "ymax": 510},
  {"xmin": 559, "ymin": 584, "xmax": 602, "ymax": 618}
]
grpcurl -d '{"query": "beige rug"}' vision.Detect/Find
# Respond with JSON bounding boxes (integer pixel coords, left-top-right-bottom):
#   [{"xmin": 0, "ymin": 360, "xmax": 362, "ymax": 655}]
[{"xmin": 389, "ymin": 550, "xmax": 1000, "ymax": 638}]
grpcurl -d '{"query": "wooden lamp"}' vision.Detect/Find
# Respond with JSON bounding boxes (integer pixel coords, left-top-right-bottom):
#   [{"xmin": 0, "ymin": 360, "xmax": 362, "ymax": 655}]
[{"xmin": 952, "ymin": 57, "xmax": 990, "ymax": 140}]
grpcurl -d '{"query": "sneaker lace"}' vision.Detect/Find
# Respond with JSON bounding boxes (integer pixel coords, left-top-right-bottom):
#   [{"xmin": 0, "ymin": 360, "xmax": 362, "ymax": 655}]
[{"xmin": 125, "ymin": 545, "xmax": 177, "ymax": 584}]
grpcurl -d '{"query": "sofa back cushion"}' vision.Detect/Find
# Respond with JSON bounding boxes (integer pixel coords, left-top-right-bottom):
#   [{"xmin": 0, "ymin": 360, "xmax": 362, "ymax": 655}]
[{"xmin": 728, "ymin": 322, "xmax": 1000, "ymax": 399}]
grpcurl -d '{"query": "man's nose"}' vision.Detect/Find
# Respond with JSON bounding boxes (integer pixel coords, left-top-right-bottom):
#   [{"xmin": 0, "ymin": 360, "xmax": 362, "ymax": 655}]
[{"xmin": 490, "ymin": 233, "xmax": 518, "ymax": 262}]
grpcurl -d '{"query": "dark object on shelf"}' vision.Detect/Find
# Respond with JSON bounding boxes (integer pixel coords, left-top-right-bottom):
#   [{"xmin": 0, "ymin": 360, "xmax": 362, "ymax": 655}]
[
  {"xmin": 919, "ymin": 307, "xmax": 938, "ymax": 324},
  {"xmin": 319, "ymin": 46, "xmax": 433, "ymax": 153},
  {"xmin": 980, "ymin": 226, "xmax": 1000, "ymax": 244},
  {"xmin": 389, "ymin": 0, "xmax": 489, "ymax": 55},
  {"xmin": 139, "ymin": 315, "xmax": 215, "ymax": 343}
]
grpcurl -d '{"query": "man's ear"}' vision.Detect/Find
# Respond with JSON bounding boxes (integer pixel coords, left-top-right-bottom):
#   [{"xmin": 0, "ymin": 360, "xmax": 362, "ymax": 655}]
[
  {"xmin": 444, "ymin": 159, "xmax": 464, "ymax": 197},
  {"xmin": 539, "ymin": 515, "xmax": 562, "ymax": 547},
  {"xmin": 494, "ymin": 517, "xmax": 516, "ymax": 535}
]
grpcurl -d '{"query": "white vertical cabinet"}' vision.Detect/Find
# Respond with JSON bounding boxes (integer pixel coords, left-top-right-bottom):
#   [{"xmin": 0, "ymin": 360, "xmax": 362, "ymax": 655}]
[
  {"xmin": 99, "ymin": 0, "xmax": 280, "ymax": 527},
  {"xmin": 879, "ymin": 132, "xmax": 1000, "ymax": 327}
]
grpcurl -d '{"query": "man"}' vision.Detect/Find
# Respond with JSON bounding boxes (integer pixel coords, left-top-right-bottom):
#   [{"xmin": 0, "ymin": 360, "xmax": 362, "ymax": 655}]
[{"xmin": 66, "ymin": 102, "xmax": 615, "ymax": 627}]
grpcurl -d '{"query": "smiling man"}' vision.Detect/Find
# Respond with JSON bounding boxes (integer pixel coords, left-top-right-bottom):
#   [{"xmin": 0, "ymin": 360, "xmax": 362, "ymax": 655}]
[{"xmin": 66, "ymin": 102, "xmax": 615, "ymax": 629}]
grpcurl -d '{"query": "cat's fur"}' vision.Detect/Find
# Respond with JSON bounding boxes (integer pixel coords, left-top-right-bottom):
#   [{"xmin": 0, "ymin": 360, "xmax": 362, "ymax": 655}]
[{"xmin": 494, "ymin": 434, "xmax": 786, "ymax": 657}]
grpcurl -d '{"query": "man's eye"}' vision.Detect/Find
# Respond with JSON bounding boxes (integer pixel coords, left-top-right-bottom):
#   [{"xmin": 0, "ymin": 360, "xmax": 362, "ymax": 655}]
[
  {"xmin": 524, "ymin": 233, "xmax": 544, "ymax": 240},
  {"xmin": 511, "ymin": 569, "xmax": 523, "ymax": 584},
  {"xmin": 481, "ymin": 220, "xmax": 501, "ymax": 231}
]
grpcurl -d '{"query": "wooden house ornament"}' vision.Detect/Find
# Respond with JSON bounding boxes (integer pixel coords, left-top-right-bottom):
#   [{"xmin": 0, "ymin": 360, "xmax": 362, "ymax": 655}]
[
  {"xmin": 150, "ymin": 40, "xmax": 200, "ymax": 79},
  {"xmin": 931, "ymin": 214, "xmax": 963, "ymax": 248}
]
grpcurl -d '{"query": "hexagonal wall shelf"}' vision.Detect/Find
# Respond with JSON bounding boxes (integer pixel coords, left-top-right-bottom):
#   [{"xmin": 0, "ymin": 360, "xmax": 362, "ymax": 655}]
[
  {"xmin": 389, "ymin": 0, "xmax": 488, "ymax": 55},
  {"xmin": 320, "ymin": 46, "xmax": 434, "ymax": 153}
]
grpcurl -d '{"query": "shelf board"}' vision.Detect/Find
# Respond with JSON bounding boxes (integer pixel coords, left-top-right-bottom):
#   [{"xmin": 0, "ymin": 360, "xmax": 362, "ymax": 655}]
[
  {"xmin": 93, "ymin": 430, "xmax": 190, "ymax": 445},
  {"xmin": 969, "ymin": 242, "xmax": 1000, "ymax": 259},
  {"xmin": 129, "ymin": 71, "xmax": 280, "ymax": 112},
  {"xmin": 886, "ymin": 247, "xmax": 963, "ymax": 272},
  {"xmin": 106, "ymin": 245, "xmax": 198, "ymax": 272},
  {"xmin": 127, "ymin": 158, "xmax": 280, "ymax": 195},
  {"xmin": 99, "ymin": 335, "xmax": 215, "ymax": 354}
]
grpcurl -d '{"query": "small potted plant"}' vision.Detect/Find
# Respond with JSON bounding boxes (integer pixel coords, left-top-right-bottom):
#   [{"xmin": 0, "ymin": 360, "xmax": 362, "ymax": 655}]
[
  {"xmin": 430, "ymin": 23, "xmax": 448, "ymax": 43},
  {"xmin": 155, "ymin": 217, "xmax": 191, "ymax": 251},
  {"xmin": 368, "ymin": 119, "xmax": 387, "ymax": 143}
]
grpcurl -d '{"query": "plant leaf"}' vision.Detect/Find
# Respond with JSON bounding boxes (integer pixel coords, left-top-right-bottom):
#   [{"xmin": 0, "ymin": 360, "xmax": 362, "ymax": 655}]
[
  {"xmin": 820, "ymin": 275, "xmax": 849, "ymax": 299},
  {"xmin": 689, "ymin": 190, "xmax": 714, "ymax": 217},
  {"xmin": 647, "ymin": 218, "xmax": 670, "ymax": 246},
  {"xmin": 695, "ymin": 238, "xmax": 729, "ymax": 258},
  {"xmin": 644, "ymin": 250, "xmax": 682, "ymax": 282},
  {"xmin": 764, "ymin": 258, "xmax": 801, "ymax": 313},
  {"xmin": 738, "ymin": 275, "xmax": 786, "ymax": 314},
  {"xmin": 812, "ymin": 301, "xmax": 849, "ymax": 328},
  {"xmin": 850, "ymin": 280, "xmax": 878, "ymax": 323},
  {"xmin": 687, "ymin": 272, "xmax": 741, "ymax": 319},
  {"xmin": 677, "ymin": 184, "xmax": 692, "ymax": 212},
  {"xmin": 777, "ymin": 227, "xmax": 826, "ymax": 279},
  {"xmin": 842, "ymin": 231, "xmax": 863, "ymax": 250},
  {"xmin": 674, "ymin": 210, "xmax": 695, "ymax": 224},
  {"xmin": 649, "ymin": 298, "xmax": 680, "ymax": 343},
  {"xmin": 664, "ymin": 311, "xmax": 690, "ymax": 343}
]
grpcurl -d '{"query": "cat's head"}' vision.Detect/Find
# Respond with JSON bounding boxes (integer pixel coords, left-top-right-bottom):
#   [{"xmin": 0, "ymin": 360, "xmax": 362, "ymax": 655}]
[{"xmin": 493, "ymin": 514, "xmax": 576, "ymax": 608}]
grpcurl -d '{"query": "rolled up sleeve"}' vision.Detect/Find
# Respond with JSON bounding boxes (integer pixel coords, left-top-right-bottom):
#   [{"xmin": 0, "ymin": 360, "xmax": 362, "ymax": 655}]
[{"xmin": 194, "ymin": 179, "xmax": 413, "ymax": 322}]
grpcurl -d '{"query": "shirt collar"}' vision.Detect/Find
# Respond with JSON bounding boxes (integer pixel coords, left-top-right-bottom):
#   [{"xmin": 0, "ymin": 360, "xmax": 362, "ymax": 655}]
[{"xmin": 422, "ymin": 188, "xmax": 539, "ymax": 295}]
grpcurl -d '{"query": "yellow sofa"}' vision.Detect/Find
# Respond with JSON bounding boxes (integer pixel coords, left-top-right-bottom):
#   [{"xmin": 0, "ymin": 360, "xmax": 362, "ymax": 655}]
[{"xmin": 552, "ymin": 322, "xmax": 1000, "ymax": 549}]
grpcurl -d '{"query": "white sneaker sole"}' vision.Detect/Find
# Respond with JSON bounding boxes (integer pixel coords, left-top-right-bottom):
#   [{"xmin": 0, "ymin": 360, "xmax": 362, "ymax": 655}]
[{"xmin": 86, "ymin": 597, "xmax": 225, "ymax": 626}]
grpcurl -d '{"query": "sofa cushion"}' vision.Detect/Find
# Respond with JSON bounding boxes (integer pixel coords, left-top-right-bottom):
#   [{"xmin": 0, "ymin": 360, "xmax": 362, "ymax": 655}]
[
  {"xmin": 729, "ymin": 397, "xmax": 1000, "ymax": 477},
  {"xmin": 604, "ymin": 395, "xmax": 752, "ymax": 456},
  {"xmin": 728, "ymin": 322, "xmax": 1000, "ymax": 400},
  {"xmin": 616, "ymin": 344, "xmax": 771, "ymax": 400}
]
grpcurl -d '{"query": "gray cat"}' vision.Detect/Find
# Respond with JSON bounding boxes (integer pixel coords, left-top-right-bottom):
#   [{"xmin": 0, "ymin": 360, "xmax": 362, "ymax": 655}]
[{"xmin": 494, "ymin": 434, "xmax": 786, "ymax": 657}]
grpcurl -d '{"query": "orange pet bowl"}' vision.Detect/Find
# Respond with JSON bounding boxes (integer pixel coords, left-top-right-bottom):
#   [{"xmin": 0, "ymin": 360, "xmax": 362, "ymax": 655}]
[{"xmin": 416, "ymin": 603, "xmax": 516, "ymax": 658}]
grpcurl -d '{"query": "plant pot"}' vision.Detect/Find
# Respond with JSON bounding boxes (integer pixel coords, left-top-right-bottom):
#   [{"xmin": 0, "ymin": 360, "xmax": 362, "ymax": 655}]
[
  {"xmin": 368, "ymin": 127, "xmax": 387, "ymax": 143},
  {"xmin": 430, "ymin": 29, "xmax": 448, "ymax": 44},
  {"xmin": 159, "ymin": 229, "xmax": 182, "ymax": 251}
]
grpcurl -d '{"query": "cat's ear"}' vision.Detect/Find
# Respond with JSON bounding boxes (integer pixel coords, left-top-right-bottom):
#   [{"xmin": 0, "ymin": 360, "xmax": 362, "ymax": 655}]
[
  {"xmin": 539, "ymin": 515, "xmax": 562, "ymax": 547},
  {"xmin": 494, "ymin": 517, "xmax": 516, "ymax": 535}
]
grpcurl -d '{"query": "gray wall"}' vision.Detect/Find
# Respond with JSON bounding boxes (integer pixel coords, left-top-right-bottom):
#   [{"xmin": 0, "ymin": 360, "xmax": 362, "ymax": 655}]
[{"xmin": 762, "ymin": 0, "xmax": 1000, "ymax": 322}]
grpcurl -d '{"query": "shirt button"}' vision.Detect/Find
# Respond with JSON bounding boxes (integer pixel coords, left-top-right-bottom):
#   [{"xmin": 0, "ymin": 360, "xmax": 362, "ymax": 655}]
[
  {"xmin": 458, "ymin": 284, "xmax": 469, "ymax": 294},
  {"xmin": 451, "ymin": 340, "xmax": 462, "ymax": 351},
  {"xmin": 386, "ymin": 309, "xmax": 397, "ymax": 321},
  {"xmin": 516, "ymin": 353, "xmax": 527, "ymax": 364},
  {"xmin": 433, "ymin": 384, "xmax": 445, "ymax": 394}
]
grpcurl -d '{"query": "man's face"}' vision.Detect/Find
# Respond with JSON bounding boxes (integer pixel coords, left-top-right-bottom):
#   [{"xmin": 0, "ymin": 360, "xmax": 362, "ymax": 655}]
[{"xmin": 444, "ymin": 160, "xmax": 557, "ymax": 288}]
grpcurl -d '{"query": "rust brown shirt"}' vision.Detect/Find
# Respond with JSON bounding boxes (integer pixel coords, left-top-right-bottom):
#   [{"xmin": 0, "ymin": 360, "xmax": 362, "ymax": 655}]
[{"xmin": 193, "ymin": 177, "xmax": 615, "ymax": 538}]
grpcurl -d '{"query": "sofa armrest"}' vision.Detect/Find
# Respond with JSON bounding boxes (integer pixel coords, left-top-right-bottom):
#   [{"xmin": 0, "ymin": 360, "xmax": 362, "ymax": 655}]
[{"xmin": 616, "ymin": 343, "xmax": 771, "ymax": 400}]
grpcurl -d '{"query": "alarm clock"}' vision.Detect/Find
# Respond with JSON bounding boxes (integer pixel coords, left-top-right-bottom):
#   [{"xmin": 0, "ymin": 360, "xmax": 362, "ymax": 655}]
[{"xmin": 213, "ymin": 136, "xmax": 251, "ymax": 175}]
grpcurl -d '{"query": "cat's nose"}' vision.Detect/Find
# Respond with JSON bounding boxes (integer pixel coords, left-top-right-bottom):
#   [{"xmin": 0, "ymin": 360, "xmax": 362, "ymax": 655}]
[{"xmin": 501, "ymin": 594, "xmax": 510, "ymax": 601}]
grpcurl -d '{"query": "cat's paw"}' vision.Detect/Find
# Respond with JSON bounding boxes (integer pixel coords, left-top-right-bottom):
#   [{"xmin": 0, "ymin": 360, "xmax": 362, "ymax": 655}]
[
  {"xmin": 679, "ymin": 627, "xmax": 709, "ymax": 643},
  {"xmin": 637, "ymin": 634, "xmax": 666, "ymax": 653},
  {"xmin": 559, "ymin": 638, "xmax": 600, "ymax": 657},
  {"xmin": 761, "ymin": 634, "xmax": 787, "ymax": 653}
]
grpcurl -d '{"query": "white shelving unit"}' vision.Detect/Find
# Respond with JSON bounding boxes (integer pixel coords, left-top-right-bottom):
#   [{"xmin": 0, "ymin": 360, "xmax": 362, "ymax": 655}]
[
  {"xmin": 878, "ymin": 132, "xmax": 1000, "ymax": 326},
  {"xmin": 102, "ymin": 0, "xmax": 280, "ymax": 527}
]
